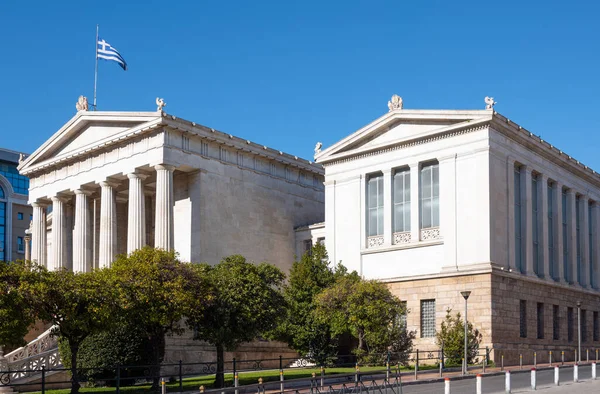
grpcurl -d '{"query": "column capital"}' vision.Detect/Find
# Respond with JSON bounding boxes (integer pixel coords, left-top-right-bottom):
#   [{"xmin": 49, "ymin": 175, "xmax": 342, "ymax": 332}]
[
  {"xmin": 540, "ymin": 173, "xmax": 549, "ymax": 182},
  {"xmin": 50, "ymin": 195, "xmax": 70, "ymax": 203},
  {"xmin": 154, "ymin": 164, "xmax": 176, "ymax": 172},
  {"xmin": 127, "ymin": 172, "xmax": 149, "ymax": 181},
  {"xmin": 522, "ymin": 165, "xmax": 533, "ymax": 174},
  {"xmin": 566, "ymin": 188, "xmax": 576, "ymax": 196},
  {"xmin": 98, "ymin": 180, "xmax": 120, "ymax": 189},
  {"xmin": 72, "ymin": 188, "xmax": 94, "ymax": 196}
]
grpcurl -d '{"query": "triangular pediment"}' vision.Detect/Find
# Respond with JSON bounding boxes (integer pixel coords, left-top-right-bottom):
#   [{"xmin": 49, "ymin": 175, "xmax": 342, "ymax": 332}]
[
  {"xmin": 315, "ymin": 109, "xmax": 493, "ymax": 164},
  {"xmin": 19, "ymin": 111, "xmax": 162, "ymax": 175}
]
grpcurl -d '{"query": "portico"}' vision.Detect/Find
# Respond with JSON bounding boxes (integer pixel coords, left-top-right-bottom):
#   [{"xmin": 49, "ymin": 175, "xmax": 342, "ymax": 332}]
[{"xmin": 18, "ymin": 98, "xmax": 325, "ymax": 272}]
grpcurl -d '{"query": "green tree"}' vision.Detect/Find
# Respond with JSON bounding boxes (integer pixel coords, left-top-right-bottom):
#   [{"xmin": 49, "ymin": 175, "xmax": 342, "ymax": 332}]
[
  {"xmin": 19, "ymin": 267, "xmax": 113, "ymax": 394},
  {"xmin": 435, "ymin": 308, "xmax": 482, "ymax": 365},
  {"xmin": 276, "ymin": 244, "xmax": 339, "ymax": 365},
  {"xmin": 315, "ymin": 276, "xmax": 410, "ymax": 360},
  {"xmin": 107, "ymin": 248, "xmax": 211, "ymax": 388},
  {"xmin": 0, "ymin": 261, "xmax": 36, "ymax": 349},
  {"xmin": 189, "ymin": 255, "xmax": 286, "ymax": 388}
]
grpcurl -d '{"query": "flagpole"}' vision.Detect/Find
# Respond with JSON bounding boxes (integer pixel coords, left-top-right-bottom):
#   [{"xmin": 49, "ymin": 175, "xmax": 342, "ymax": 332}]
[{"xmin": 93, "ymin": 24, "xmax": 99, "ymax": 110}]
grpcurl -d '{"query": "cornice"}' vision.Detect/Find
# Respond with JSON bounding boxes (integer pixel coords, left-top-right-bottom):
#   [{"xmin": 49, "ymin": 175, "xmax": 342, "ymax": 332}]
[{"xmin": 323, "ymin": 123, "xmax": 489, "ymax": 167}]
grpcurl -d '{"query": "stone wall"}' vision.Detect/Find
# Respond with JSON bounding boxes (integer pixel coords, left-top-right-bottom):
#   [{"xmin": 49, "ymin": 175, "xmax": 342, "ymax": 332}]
[{"xmin": 490, "ymin": 272, "xmax": 600, "ymax": 365}]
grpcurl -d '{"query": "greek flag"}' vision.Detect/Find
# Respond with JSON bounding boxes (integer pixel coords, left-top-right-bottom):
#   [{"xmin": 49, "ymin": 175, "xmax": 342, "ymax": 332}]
[{"xmin": 97, "ymin": 38, "xmax": 127, "ymax": 70}]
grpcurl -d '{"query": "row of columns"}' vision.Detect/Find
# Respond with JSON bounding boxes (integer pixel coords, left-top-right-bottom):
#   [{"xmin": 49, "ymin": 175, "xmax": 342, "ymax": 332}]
[
  {"xmin": 30, "ymin": 164, "xmax": 175, "ymax": 271},
  {"xmin": 508, "ymin": 159, "xmax": 600, "ymax": 288}
]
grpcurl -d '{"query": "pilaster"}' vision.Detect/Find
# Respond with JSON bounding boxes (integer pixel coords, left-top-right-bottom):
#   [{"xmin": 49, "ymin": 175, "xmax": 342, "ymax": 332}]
[
  {"xmin": 523, "ymin": 166, "xmax": 534, "ymax": 276},
  {"xmin": 592, "ymin": 203, "xmax": 600, "ymax": 289},
  {"xmin": 554, "ymin": 182, "xmax": 565, "ymax": 283},
  {"xmin": 507, "ymin": 157, "xmax": 516, "ymax": 271},
  {"xmin": 540, "ymin": 174, "xmax": 549, "ymax": 280},
  {"xmin": 567, "ymin": 189, "xmax": 577, "ymax": 284},
  {"xmin": 154, "ymin": 164, "xmax": 175, "ymax": 251},
  {"xmin": 580, "ymin": 196, "xmax": 590, "ymax": 288}
]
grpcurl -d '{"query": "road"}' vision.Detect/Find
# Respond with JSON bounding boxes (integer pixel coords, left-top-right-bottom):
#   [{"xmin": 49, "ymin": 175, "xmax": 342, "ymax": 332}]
[{"xmin": 400, "ymin": 365, "xmax": 599, "ymax": 393}]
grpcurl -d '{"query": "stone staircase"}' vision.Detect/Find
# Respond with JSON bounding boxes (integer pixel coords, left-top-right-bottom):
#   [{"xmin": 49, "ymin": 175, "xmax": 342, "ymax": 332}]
[{"xmin": 1, "ymin": 326, "xmax": 64, "ymax": 391}]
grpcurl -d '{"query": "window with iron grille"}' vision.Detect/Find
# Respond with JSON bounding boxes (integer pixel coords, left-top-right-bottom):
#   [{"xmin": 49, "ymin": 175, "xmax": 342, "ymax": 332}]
[
  {"xmin": 420, "ymin": 299, "xmax": 436, "ymax": 338},
  {"xmin": 582, "ymin": 310, "xmax": 587, "ymax": 343},
  {"xmin": 568, "ymin": 307, "xmax": 574, "ymax": 342},
  {"xmin": 520, "ymin": 300, "xmax": 527, "ymax": 338},
  {"xmin": 537, "ymin": 303, "xmax": 544, "ymax": 339},
  {"xmin": 594, "ymin": 311, "xmax": 599, "ymax": 342},
  {"xmin": 553, "ymin": 305, "xmax": 560, "ymax": 340}
]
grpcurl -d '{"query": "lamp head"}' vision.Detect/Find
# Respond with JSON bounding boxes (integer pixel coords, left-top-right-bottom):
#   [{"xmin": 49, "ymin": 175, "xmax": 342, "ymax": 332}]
[
  {"xmin": 577, "ymin": 301, "xmax": 582, "ymax": 307},
  {"xmin": 461, "ymin": 291, "xmax": 471, "ymax": 300}
]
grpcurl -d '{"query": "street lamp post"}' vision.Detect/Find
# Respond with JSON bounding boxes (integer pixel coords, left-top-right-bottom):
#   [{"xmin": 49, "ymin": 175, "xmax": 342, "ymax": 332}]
[
  {"xmin": 577, "ymin": 301, "xmax": 582, "ymax": 363},
  {"xmin": 461, "ymin": 291, "xmax": 472, "ymax": 375}
]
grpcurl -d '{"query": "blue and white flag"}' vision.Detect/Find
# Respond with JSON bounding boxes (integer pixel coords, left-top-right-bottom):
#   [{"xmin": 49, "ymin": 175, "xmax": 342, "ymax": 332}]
[{"xmin": 97, "ymin": 38, "xmax": 127, "ymax": 70}]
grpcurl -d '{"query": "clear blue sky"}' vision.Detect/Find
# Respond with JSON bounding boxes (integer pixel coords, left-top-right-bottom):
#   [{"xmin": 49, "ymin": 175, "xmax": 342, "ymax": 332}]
[{"xmin": 2, "ymin": 0, "xmax": 600, "ymax": 168}]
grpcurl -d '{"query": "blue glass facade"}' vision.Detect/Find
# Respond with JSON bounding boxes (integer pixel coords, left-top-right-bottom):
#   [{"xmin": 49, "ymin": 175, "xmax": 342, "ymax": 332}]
[{"xmin": 0, "ymin": 160, "xmax": 29, "ymax": 195}]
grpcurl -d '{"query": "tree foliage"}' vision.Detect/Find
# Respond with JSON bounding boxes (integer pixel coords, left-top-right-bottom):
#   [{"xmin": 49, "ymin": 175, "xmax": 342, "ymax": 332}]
[
  {"xmin": 276, "ymin": 244, "xmax": 340, "ymax": 365},
  {"xmin": 314, "ymin": 275, "xmax": 411, "ymax": 361},
  {"xmin": 0, "ymin": 261, "xmax": 36, "ymax": 349},
  {"xmin": 106, "ymin": 247, "xmax": 211, "ymax": 387},
  {"xmin": 19, "ymin": 266, "xmax": 114, "ymax": 394},
  {"xmin": 189, "ymin": 255, "xmax": 286, "ymax": 388},
  {"xmin": 435, "ymin": 308, "xmax": 482, "ymax": 365}
]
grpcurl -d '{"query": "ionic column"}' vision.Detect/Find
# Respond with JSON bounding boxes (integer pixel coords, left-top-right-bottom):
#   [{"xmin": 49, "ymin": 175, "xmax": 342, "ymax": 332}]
[
  {"xmin": 409, "ymin": 163, "xmax": 420, "ymax": 242},
  {"xmin": 31, "ymin": 202, "xmax": 47, "ymax": 266},
  {"xmin": 567, "ymin": 189, "xmax": 577, "ymax": 284},
  {"xmin": 581, "ymin": 196, "xmax": 590, "ymax": 288},
  {"xmin": 127, "ymin": 172, "xmax": 148, "ymax": 253},
  {"xmin": 383, "ymin": 169, "xmax": 393, "ymax": 246},
  {"xmin": 98, "ymin": 181, "xmax": 119, "ymax": 268},
  {"xmin": 154, "ymin": 164, "xmax": 175, "ymax": 250},
  {"xmin": 50, "ymin": 196, "xmax": 69, "ymax": 270},
  {"xmin": 73, "ymin": 189, "xmax": 93, "ymax": 272}
]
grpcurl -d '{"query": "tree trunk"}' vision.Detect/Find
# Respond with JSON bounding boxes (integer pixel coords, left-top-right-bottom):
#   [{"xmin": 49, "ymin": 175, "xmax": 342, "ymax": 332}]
[
  {"xmin": 69, "ymin": 342, "xmax": 81, "ymax": 394},
  {"xmin": 214, "ymin": 343, "xmax": 225, "ymax": 388},
  {"xmin": 149, "ymin": 329, "xmax": 166, "ymax": 390}
]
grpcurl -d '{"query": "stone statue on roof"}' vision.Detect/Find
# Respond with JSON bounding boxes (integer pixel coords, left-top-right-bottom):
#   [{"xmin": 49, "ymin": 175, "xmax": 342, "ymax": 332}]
[{"xmin": 388, "ymin": 95, "xmax": 403, "ymax": 111}]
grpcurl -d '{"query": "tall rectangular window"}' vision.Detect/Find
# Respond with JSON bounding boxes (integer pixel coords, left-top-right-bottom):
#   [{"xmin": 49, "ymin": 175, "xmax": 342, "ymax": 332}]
[
  {"xmin": 553, "ymin": 305, "xmax": 560, "ymax": 340},
  {"xmin": 420, "ymin": 299, "xmax": 436, "ymax": 338},
  {"xmin": 393, "ymin": 168, "xmax": 411, "ymax": 233},
  {"xmin": 303, "ymin": 239, "xmax": 312, "ymax": 255},
  {"xmin": 367, "ymin": 173, "xmax": 384, "ymax": 237},
  {"xmin": 589, "ymin": 204, "xmax": 594, "ymax": 288},
  {"xmin": 537, "ymin": 303, "xmax": 544, "ymax": 339},
  {"xmin": 17, "ymin": 212, "xmax": 23, "ymax": 220},
  {"xmin": 520, "ymin": 300, "xmax": 527, "ymax": 338},
  {"xmin": 594, "ymin": 311, "xmax": 599, "ymax": 342},
  {"xmin": 515, "ymin": 167, "xmax": 524, "ymax": 273},
  {"xmin": 532, "ymin": 175, "xmax": 540, "ymax": 275},
  {"xmin": 548, "ymin": 183, "xmax": 555, "ymax": 279},
  {"xmin": 562, "ymin": 190, "xmax": 569, "ymax": 282},
  {"xmin": 17, "ymin": 236, "xmax": 24, "ymax": 253},
  {"xmin": 568, "ymin": 307, "xmax": 574, "ymax": 342},
  {"xmin": 420, "ymin": 163, "xmax": 439, "ymax": 229},
  {"xmin": 582, "ymin": 309, "xmax": 588, "ymax": 343},
  {"xmin": 576, "ymin": 197, "xmax": 582, "ymax": 285}
]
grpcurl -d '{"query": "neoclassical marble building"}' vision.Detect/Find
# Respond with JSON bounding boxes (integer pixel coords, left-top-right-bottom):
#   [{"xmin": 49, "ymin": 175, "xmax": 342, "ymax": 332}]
[
  {"xmin": 305, "ymin": 95, "xmax": 600, "ymax": 364},
  {"xmin": 19, "ymin": 101, "xmax": 324, "ymax": 274}
]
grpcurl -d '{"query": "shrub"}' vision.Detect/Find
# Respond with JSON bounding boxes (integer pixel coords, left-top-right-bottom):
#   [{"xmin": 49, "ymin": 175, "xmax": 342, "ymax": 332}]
[
  {"xmin": 435, "ymin": 308, "xmax": 482, "ymax": 365},
  {"xmin": 59, "ymin": 321, "xmax": 154, "ymax": 386}
]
